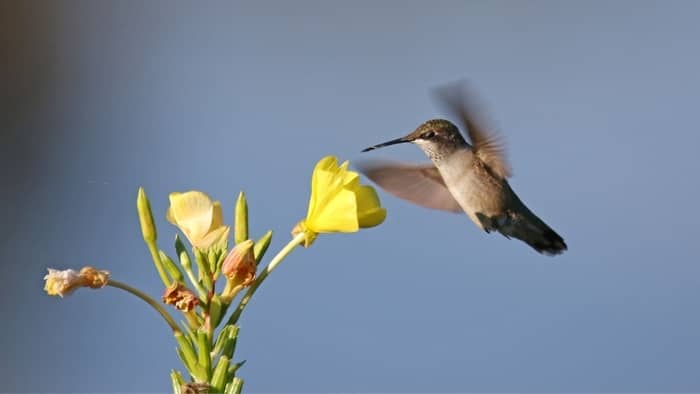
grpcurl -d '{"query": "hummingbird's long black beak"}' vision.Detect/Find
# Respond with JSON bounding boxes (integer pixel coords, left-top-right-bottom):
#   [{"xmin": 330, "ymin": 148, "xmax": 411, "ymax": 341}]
[{"xmin": 361, "ymin": 137, "xmax": 411, "ymax": 152}]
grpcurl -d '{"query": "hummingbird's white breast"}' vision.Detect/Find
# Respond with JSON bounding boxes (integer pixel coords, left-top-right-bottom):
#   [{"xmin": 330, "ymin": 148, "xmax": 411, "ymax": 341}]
[{"xmin": 435, "ymin": 150, "xmax": 505, "ymax": 230}]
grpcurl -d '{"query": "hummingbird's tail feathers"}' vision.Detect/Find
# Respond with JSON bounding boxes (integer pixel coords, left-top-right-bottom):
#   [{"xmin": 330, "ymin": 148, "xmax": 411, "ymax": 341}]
[
  {"xmin": 525, "ymin": 225, "xmax": 567, "ymax": 256},
  {"xmin": 498, "ymin": 212, "xmax": 567, "ymax": 256}
]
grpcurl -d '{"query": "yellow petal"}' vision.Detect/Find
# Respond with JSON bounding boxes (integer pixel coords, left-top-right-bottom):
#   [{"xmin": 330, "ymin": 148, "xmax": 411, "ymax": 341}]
[
  {"xmin": 300, "ymin": 155, "xmax": 386, "ymax": 241},
  {"xmin": 168, "ymin": 191, "xmax": 215, "ymax": 244},
  {"xmin": 307, "ymin": 188, "xmax": 359, "ymax": 233},
  {"xmin": 355, "ymin": 185, "xmax": 387, "ymax": 228},
  {"xmin": 210, "ymin": 201, "xmax": 225, "ymax": 230},
  {"xmin": 308, "ymin": 156, "xmax": 340, "ymax": 218},
  {"xmin": 195, "ymin": 226, "xmax": 230, "ymax": 250},
  {"xmin": 338, "ymin": 160, "xmax": 359, "ymax": 187}
]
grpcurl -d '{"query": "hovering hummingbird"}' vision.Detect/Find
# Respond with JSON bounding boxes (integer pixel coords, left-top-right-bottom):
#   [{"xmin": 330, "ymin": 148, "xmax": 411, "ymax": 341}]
[{"xmin": 359, "ymin": 82, "xmax": 567, "ymax": 255}]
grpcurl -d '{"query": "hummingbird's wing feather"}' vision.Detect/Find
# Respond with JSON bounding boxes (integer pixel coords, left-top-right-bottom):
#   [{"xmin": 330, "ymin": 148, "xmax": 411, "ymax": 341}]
[
  {"xmin": 433, "ymin": 81, "xmax": 512, "ymax": 179},
  {"xmin": 356, "ymin": 161, "xmax": 463, "ymax": 213}
]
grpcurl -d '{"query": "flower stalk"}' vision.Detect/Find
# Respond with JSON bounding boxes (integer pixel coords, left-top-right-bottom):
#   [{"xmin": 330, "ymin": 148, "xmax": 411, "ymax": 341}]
[
  {"xmin": 107, "ymin": 279, "xmax": 181, "ymax": 334},
  {"xmin": 228, "ymin": 232, "xmax": 306, "ymax": 325}
]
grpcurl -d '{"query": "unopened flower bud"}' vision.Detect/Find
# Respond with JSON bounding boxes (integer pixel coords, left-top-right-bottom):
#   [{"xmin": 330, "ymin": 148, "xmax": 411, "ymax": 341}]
[
  {"xmin": 234, "ymin": 191, "xmax": 249, "ymax": 245},
  {"xmin": 221, "ymin": 240, "xmax": 256, "ymax": 301},
  {"xmin": 137, "ymin": 187, "xmax": 157, "ymax": 243}
]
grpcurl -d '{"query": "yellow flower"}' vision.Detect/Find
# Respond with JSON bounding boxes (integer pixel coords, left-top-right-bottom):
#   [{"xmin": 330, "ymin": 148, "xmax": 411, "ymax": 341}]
[
  {"xmin": 43, "ymin": 267, "xmax": 110, "ymax": 297},
  {"xmin": 294, "ymin": 156, "xmax": 386, "ymax": 246},
  {"xmin": 166, "ymin": 191, "xmax": 230, "ymax": 250}
]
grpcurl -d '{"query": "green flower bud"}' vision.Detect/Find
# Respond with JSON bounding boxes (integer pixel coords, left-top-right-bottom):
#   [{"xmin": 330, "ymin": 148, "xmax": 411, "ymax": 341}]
[
  {"xmin": 253, "ymin": 230, "xmax": 273, "ymax": 262},
  {"xmin": 175, "ymin": 235, "xmax": 189, "ymax": 268},
  {"xmin": 159, "ymin": 250, "xmax": 184, "ymax": 283},
  {"xmin": 136, "ymin": 187, "xmax": 157, "ymax": 243},
  {"xmin": 234, "ymin": 191, "xmax": 249, "ymax": 245}
]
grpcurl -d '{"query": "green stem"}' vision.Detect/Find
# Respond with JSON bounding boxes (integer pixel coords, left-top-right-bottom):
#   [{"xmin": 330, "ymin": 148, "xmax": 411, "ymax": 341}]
[
  {"xmin": 227, "ymin": 233, "xmax": 305, "ymax": 325},
  {"xmin": 107, "ymin": 279, "xmax": 181, "ymax": 334},
  {"xmin": 147, "ymin": 241, "xmax": 171, "ymax": 287},
  {"xmin": 184, "ymin": 263, "xmax": 207, "ymax": 301}
]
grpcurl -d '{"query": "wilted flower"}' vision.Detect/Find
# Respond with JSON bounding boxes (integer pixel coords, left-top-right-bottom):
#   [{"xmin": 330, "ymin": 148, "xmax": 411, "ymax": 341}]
[
  {"xmin": 78, "ymin": 266, "xmax": 110, "ymax": 288},
  {"xmin": 293, "ymin": 156, "xmax": 386, "ymax": 246},
  {"xmin": 166, "ymin": 191, "xmax": 230, "ymax": 250},
  {"xmin": 44, "ymin": 268, "xmax": 82, "ymax": 297},
  {"xmin": 44, "ymin": 266, "xmax": 110, "ymax": 297},
  {"xmin": 221, "ymin": 240, "xmax": 256, "ymax": 302},
  {"xmin": 162, "ymin": 282, "xmax": 199, "ymax": 312}
]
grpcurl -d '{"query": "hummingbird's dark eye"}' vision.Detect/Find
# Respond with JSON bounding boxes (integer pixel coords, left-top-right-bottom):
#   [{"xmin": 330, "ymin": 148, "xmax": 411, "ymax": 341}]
[{"xmin": 421, "ymin": 131, "xmax": 436, "ymax": 139}]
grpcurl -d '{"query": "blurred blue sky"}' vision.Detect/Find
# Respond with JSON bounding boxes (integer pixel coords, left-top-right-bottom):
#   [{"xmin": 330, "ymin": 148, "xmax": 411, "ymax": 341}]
[{"xmin": 2, "ymin": 0, "xmax": 700, "ymax": 392}]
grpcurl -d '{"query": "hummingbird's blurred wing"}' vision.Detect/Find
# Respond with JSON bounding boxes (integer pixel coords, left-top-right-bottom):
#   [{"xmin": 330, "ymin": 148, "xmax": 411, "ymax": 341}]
[
  {"xmin": 356, "ymin": 161, "xmax": 463, "ymax": 213},
  {"xmin": 433, "ymin": 81, "xmax": 512, "ymax": 179}
]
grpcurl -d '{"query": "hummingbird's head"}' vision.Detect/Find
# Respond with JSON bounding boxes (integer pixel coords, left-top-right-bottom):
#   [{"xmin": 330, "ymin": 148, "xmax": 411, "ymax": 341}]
[{"xmin": 362, "ymin": 119, "xmax": 466, "ymax": 162}]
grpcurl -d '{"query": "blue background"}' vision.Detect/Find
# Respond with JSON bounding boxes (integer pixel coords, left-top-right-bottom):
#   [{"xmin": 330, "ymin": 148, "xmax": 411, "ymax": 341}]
[{"xmin": 3, "ymin": 1, "xmax": 700, "ymax": 392}]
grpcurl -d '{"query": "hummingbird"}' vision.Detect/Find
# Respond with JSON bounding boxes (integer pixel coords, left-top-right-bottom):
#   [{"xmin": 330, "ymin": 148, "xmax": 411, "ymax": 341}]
[{"xmin": 359, "ymin": 83, "xmax": 567, "ymax": 255}]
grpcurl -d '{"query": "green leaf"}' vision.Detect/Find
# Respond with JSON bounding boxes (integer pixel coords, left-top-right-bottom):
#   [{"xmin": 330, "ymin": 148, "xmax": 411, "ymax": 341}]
[
  {"xmin": 196, "ymin": 329, "xmax": 212, "ymax": 380},
  {"xmin": 212, "ymin": 325, "xmax": 233, "ymax": 356},
  {"xmin": 174, "ymin": 332, "xmax": 198, "ymax": 373},
  {"xmin": 170, "ymin": 370, "xmax": 185, "ymax": 394},
  {"xmin": 222, "ymin": 326, "xmax": 239, "ymax": 359},
  {"xmin": 210, "ymin": 355, "xmax": 231, "ymax": 393},
  {"xmin": 227, "ymin": 360, "xmax": 246, "ymax": 375},
  {"xmin": 229, "ymin": 377, "xmax": 244, "ymax": 394},
  {"xmin": 209, "ymin": 295, "xmax": 226, "ymax": 328},
  {"xmin": 195, "ymin": 249, "xmax": 212, "ymax": 290},
  {"xmin": 207, "ymin": 248, "xmax": 218, "ymax": 279}
]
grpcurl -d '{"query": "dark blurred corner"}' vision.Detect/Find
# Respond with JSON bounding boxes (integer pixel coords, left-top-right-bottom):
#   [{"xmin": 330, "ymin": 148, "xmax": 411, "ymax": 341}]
[{"xmin": 0, "ymin": 2, "xmax": 59, "ymax": 247}]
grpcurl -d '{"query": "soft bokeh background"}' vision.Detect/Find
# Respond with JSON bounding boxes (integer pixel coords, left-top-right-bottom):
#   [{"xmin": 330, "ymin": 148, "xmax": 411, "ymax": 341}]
[{"xmin": 3, "ymin": 1, "xmax": 700, "ymax": 392}]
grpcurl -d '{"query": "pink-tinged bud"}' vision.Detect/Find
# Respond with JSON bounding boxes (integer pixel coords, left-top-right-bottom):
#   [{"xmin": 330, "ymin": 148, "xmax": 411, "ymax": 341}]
[
  {"xmin": 162, "ymin": 282, "xmax": 199, "ymax": 312},
  {"xmin": 221, "ymin": 240, "xmax": 256, "ymax": 301}
]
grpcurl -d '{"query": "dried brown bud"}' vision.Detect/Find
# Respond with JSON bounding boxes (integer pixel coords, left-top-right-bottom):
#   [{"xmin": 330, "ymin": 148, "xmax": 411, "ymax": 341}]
[
  {"xmin": 162, "ymin": 282, "xmax": 199, "ymax": 312},
  {"xmin": 79, "ymin": 266, "xmax": 110, "ymax": 289}
]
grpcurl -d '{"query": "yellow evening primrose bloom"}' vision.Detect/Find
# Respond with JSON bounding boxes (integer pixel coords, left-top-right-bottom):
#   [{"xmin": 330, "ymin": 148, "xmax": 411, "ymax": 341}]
[
  {"xmin": 294, "ymin": 155, "xmax": 386, "ymax": 246},
  {"xmin": 166, "ymin": 191, "xmax": 230, "ymax": 250}
]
